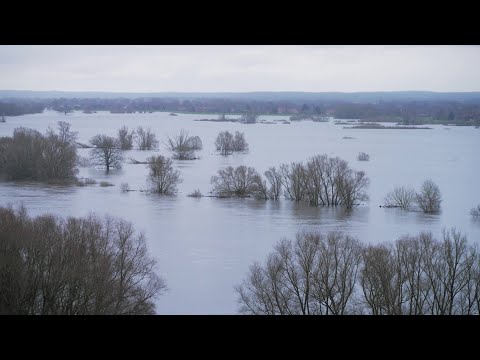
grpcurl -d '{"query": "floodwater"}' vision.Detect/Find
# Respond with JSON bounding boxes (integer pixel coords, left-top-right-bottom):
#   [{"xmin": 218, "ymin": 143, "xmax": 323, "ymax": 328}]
[{"xmin": 1, "ymin": 111, "xmax": 479, "ymax": 314}]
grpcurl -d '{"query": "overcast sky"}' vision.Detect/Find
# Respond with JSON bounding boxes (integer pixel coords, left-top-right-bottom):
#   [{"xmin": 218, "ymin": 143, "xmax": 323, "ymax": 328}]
[{"xmin": 0, "ymin": 45, "xmax": 479, "ymax": 92}]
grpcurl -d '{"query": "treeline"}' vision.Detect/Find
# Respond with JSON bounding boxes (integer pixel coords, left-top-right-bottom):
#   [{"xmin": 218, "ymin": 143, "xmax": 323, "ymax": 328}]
[
  {"xmin": 45, "ymin": 98, "xmax": 307, "ymax": 115},
  {"xmin": 236, "ymin": 229, "xmax": 480, "ymax": 315},
  {"xmin": 2, "ymin": 97, "xmax": 480, "ymax": 125},
  {"xmin": 0, "ymin": 206, "xmax": 166, "ymax": 315},
  {"xmin": 334, "ymin": 101, "xmax": 480, "ymax": 125},
  {"xmin": 0, "ymin": 101, "xmax": 45, "ymax": 116},
  {"xmin": 209, "ymin": 155, "xmax": 369, "ymax": 209}
]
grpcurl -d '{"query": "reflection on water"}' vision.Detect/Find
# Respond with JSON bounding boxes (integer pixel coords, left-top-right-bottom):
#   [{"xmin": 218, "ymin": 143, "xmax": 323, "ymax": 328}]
[{"xmin": 0, "ymin": 110, "xmax": 479, "ymax": 314}]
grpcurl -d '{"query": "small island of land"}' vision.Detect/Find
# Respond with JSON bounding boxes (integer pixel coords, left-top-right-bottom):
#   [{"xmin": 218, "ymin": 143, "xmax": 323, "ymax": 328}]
[{"xmin": 344, "ymin": 122, "xmax": 432, "ymax": 129}]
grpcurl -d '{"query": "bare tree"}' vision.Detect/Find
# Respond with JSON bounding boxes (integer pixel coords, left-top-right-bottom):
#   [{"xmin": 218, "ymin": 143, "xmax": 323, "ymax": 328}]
[
  {"xmin": 232, "ymin": 131, "xmax": 249, "ymax": 151},
  {"xmin": 211, "ymin": 165, "xmax": 260, "ymax": 197},
  {"xmin": 470, "ymin": 205, "xmax": 480, "ymax": 217},
  {"xmin": 89, "ymin": 134, "xmax": 124, "ymax": 172},
  {"xmin": 312, "ymin": 231, "xmax": 363, "ymax": 314},
  {"xmin": 301, "ymin": 155, "xmax": 352, "ymax": 207},
  {"xmin": 186, "ymin": 136, "xmax": 202, "ymax": 150},
  {"xmin": 235, "ymin": 231, "xmax": 363, "ymax": 315},
  {"xmin": 251, "ymin": 174, "xmax": 269, "ymax": 200},
  {"xmin": 215, "ymin": 131, "xmax": 234, "ymax": 156},
  {"xmin": 215, "ymin": 130, "xmax": 248, "ymax": 155},
  {"xmin": 147, "ymin": 155, "xmax": 182, "ymax": 194},
  {"xmin": 136, "ymin": 126, "xmax": 159, "ymax": 150},
  {"xmin": 264, "ymin": 167, "xmax": 283, "ymax": 200},
  {"xmin": 360, "ymin": 243, "xmax": 404, "ymax": 315},
  {"xmin": 0, "ymin": 206, "xmax": 167, "ymax": 315},
  {"xmin": 117, "ymin": 125, "xmax": 135, "ymax": 150},
  {"xmin": 40, "ymin": 121, "xmax": 79, "ymax": 181},
  {"xmin": 384, "ymin": 186, "xmax": 417, "ymax": 209},
  {"xmin": 336, "ymin": 169, "xmax": 369, "ymax": 209},
  {"xmin": 416, "ymin": 179, "xmax": 442, "ymax": 213},
  {"xmin": 165, "ymin": 129, "xmax": 200, "ymax": 160},
  {"xmin": 242, "ymin": 112, "xmax": 258, "ymax": 124},
  {"xmin": 422, "ymin": 228, "xmax": 475, "ymax": 314},
  {"xmin": 279, "ymin": 162, "xmax": 307, "ymax": 201}
]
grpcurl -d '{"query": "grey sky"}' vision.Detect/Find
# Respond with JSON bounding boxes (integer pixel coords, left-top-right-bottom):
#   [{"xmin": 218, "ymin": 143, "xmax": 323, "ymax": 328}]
[{"xmin": 0, "ymin": 45, "xmax": 479, "ymax": 92}]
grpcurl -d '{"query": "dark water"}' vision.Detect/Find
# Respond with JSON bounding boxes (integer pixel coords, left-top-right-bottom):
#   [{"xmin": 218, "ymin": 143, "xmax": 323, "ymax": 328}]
[{"xmin": 1, "ymin": 111, "xmax": 479, "ymax": 314}]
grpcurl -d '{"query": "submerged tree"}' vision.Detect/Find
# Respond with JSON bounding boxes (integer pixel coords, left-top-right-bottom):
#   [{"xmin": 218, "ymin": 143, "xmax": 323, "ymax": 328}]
[
  {"xmin": 357, "ymin": 152, "xmax": 370, "ymax": 161},
  {"xmin": 40, "ymin": 121, "xmax": 79, "ymax": 180},
  {"xmin": 232, "ymin": 131, "xmax": 248, "ymax": 151},
  {"xmin": 383, "ymin": 186, "xmax": 417, "ymax": 209},
  {"xmin": 136, "ymin": 126, "xmax": 159, "ymax": 150},
  {"xmin": 337, "ymin": 169, "xmax": 369, "ymax": 209},
  {"xmin": 0, "ymin": 122, "xmax": 78, "ymax": 181},
  {"xmin": 147, "ymin": 155, "xmax": 182, "ymax": 194},
  {"xmin": 471, "ymin": 205, "xmax": 480, "ymax": 217},
  {"xmin": 165, "ymin": 130, "xmax": 201, "ymax": 160},
  {"xmin": 186, "ymin": 136, "xmax": 202, "ymax": 150},
  {"xmin": 210, "ymin": 165, "xmax": 260, "ymax": 197},
  {"xmin": 264, "ymin": 166, "xmax": 283, "ymax": 200},
  {"xmin": 214, "ymin": 130, "xmax": 248, "ymax": 156},
  {"xmin": 416, "ymin": 179, "xmax": 442, "ymax": 213},
  {"xmin": 215, "ymin": 131, "xmax": 234, "ymax": 156},
  {"xmin": 0, "ymin": 206, "xmax": 167, "ymax": 315},
  {"xmin": 89, "ymin": 134, "xmax": 124, "ymax": 172},
  {"xmin": 279, "ymin": 162, "xmax": 307, "ymax": 202},
  {"xmin": 117, "ymin": 125, "xmax": 135, "ymax": 150}
]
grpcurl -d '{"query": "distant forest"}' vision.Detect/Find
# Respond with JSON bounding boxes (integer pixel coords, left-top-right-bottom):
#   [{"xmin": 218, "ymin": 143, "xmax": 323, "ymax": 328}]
[{"xmin": 1, "ymin": 91, "xmax": 480, "ymax": 125}]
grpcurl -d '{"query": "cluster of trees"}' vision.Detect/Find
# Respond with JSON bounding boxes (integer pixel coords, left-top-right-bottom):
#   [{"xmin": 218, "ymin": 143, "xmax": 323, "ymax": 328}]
[
  {"xmin": 0, "ymin": 121, "xmax": 78, "ymax": 181},
  {"xmin": 384, "ymin": 180, "xmax": 442, "ymax": 213},
  {"xmin": 210, "ymin": 155, "xmax": 369, "ymax": 209},
  {"xmin": 3, "ymin": 94, "xmax": 480, "ymax": 126},
  {"xmin": 214, "ymin": 131, "xmax": 248, "ymax": 156},
  {"xmin": 117, "ymin": 126, "xmax": 135, "ymax": 150},
  {"xmin": 0, "ymin": 101, "xmax": 45, "ymax": 116},
  {"xmin": 135, "ymin": 126, "xmax": 159, "ymax": 150},
  {"xmin": 236, "ymin": 228, "xmax": 480, "ymax": 315},
  {"xmin": 0, "ymin": 206, "xmax": 166, "ymax": 315},
  {"xmin": 41, "ymin": 97, "xmax": 305, "ymax": 115},
  {"xmin": 90, "ymin": 126, "xmax": 163, "ymax": 172},
  {"xmin": 165, "ymin": 129, "xmax": 202, "ymax": 160},
  {"xmin": 357, "ymin": 152, "xmax": 370, "ymax": 161},
  {"xmin": 334, "ymin": 101, "xmax": 480, "ymax": 125},
  {"xmin": 115, "ymin": 125, "xmax": 159, "ymax": 151}
]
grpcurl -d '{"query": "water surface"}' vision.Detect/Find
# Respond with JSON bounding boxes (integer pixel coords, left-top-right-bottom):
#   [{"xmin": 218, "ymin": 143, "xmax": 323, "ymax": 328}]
[{"xmin": 1, "ymin": 111, "xmax": 479, "ymax": 314}]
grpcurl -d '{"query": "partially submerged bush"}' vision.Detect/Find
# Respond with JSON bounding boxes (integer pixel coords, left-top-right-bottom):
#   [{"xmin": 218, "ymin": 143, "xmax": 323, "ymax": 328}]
[
  {"xmin": 99, "ymin": 181, "xmax": 114, "ymax": 187},
  {"xmin": 383, "ymin": 186, "xmax": 416, "ymax": 209},
  {"xmin": 211, "ymin": 166, "xmax": 260, "ymax": 197},
  {"xmin": 357, "ymin": 152, "xmax": 370, "ymax": 161},
  {"xmin": 471, "ymin": 205, "xmax": 480, "ymax": 217},
  {"xmin": 188, "ymin": 189, "xmax": 202, "ymax": 198},
  {"xmin": 215, "ymin": 131, "xmax": 248, "ymax": 156},
  {"xmin": 165, "ymin": 130, "xmax": 201, "ymax": 160},
  {"xmin": 76, "ymin": 178, "xmax": 97, "ymax": 186},
  {"xmin": 416, "ymin": 179, "xmax": 442, "ymax": 213}
]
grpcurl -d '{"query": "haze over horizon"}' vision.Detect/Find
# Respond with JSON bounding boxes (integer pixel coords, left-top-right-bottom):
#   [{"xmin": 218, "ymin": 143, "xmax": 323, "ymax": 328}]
[{"xmin": 1, "ymin": 45, "xmax": 480, "ymax": 93}]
